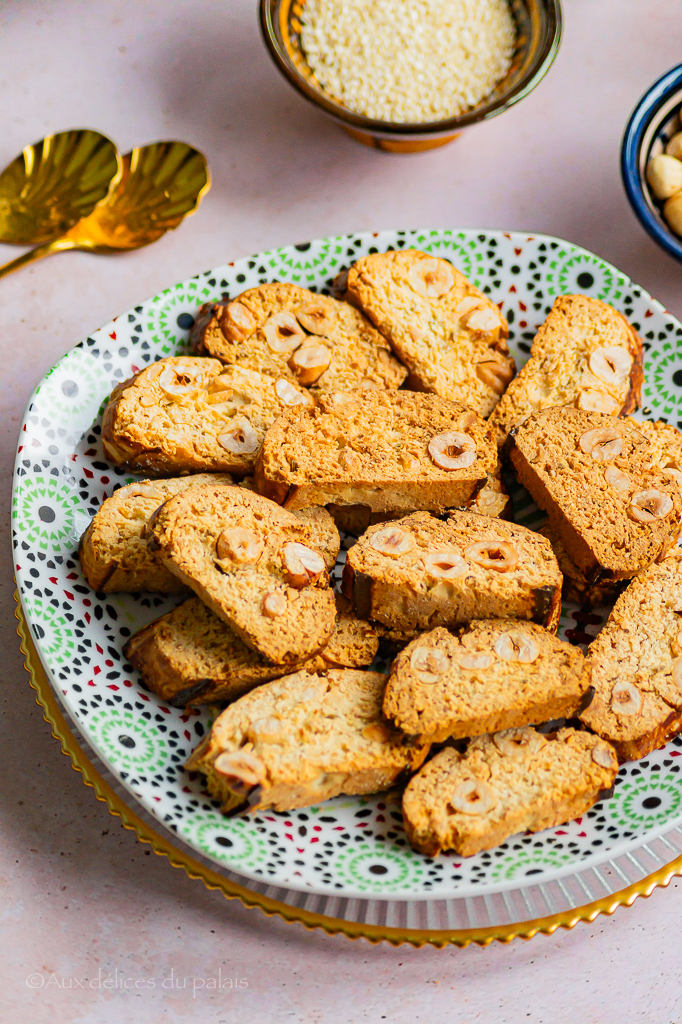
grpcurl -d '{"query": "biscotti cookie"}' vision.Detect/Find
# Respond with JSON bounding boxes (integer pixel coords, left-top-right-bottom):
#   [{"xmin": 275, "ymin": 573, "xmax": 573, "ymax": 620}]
[
  {"xmin": 148, "ymin": 485, "xmax": 336, "ymax": 664},
  {"xmin": 488, "ymin": 295, "xmax": 643, "ymax": 446},
  {"xmin": 289, "ymin": 505, "xmax": 340, "ymax": 570},
  {"xmin": 581, "ymin": 556, "xmax": 682, "ymax": 761},
  {"xmin": 402, "ymin": 727, "xmax": 618, "ymax": 857},
  {"xmin": 190, "ymin": 282, "xmax": 407, "ymax": 394},
  {"xmin": 124, "ymin": 595, "xmax": 380, "ymax": 706},
  {"xmin": 510, "ymin": 408, "xmax": 681, "ymax": 583},
  {"xmin": 342, "ymin": 510, "xmax": 562, "ymax": 632},
  {"xmin": 102, "ymin": 358, "xmax": 313, "ymax": 476},
  {"xmin": 79, "ymin": 474, "xmax": 233, "ymax": 592},
  {"xmin": 345, "ymin": 249, "xmax": 514, "ymax": 416},
  {"xmin": 636, "ymin": 418, "xmax": 682, "ymax": 492},
  {"xmin": 383, "ymin": 622, "xmax": 592, "ymax": 743},
  {"xmin": 186, "ymin": 668, "xmax": 430, "ymax": 814},
  {"xmin": 255, "ymin": 390, "xmax": 497, "ymax": 514}
]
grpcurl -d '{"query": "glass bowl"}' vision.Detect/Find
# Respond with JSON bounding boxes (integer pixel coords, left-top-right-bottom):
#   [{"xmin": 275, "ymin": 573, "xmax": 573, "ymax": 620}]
[
  {"xmin": 621, "ymin": 63, "xmax": 682, "ymax": 265},
  {"xmin": 259, "ymin": 0, "xmax": 563, "ymax": 152}
]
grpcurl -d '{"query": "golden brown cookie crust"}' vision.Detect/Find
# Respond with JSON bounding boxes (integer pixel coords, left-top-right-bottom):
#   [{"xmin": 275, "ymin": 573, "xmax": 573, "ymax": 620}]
[
  {"xmin": 345, "ymin": 249, "xmax": 513, "ymax": 417},
  {"xmin": 383, "ymin": 621, "xmax": 592, "ymax": 742},
  {"xmin": 255, "ymin": 390, "xmax": 497, "ymax": 513},
  {"xmin": 190, "ymin": 281, "xmax": 407, "ymax": 394},
  {"xmin": 402, "ymin": 728, "xmax": 618, "ymax": 857},
  {"xmin": 342, "ymin": 510, "xmax": 562, "ymax": 632},
  {"xmin": 148, "ymin": 484, "xmax": 336, "ymax": 664},
  {"xmin": 510, "ymin": 408, "xmax": 681, "ymax": 582},
  {"xmin": 102, "ymin": 358, "xmax": 312, "ymax": 476},
  {"xmin": 186, "ymin": 668, "xmax": 430, "ymax": 814}
]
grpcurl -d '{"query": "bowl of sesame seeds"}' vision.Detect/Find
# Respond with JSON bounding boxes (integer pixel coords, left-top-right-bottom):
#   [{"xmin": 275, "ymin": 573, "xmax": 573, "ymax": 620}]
[{"xmin": 260, "ymin": 0, "xmax": 563, "ymax": 152}]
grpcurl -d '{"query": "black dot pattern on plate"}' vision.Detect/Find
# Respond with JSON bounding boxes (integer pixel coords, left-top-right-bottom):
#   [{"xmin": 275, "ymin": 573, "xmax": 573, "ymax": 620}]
[{"xmin": 12, "ymin": 229, "xmax": 682, "ymax": 898}]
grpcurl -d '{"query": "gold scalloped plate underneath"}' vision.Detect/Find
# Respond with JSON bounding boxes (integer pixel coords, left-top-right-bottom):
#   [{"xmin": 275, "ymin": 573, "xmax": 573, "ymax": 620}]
[{"xmin": 14, "ymin": 592, "xmax": 682, "ymax": 948}]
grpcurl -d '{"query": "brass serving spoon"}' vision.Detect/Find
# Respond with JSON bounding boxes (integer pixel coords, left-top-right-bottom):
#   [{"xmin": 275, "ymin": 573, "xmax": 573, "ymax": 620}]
[
  {"xmin": 0, "ymin": 127, "xmax": 122, "ymax": 245},
  {"xmin": 0, "ymin": 140, "xmax": 210, "ymax": 280}
]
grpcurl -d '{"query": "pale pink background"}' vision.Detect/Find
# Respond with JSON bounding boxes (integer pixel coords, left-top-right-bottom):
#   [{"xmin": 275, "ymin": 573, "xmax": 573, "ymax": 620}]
[{"xmin": 2, "ymin": 1, "xmax": 682, "ymax": 1021}]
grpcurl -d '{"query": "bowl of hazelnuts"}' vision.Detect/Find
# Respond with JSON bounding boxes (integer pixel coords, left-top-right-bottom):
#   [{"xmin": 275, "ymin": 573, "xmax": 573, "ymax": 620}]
[{"xmin": 622, "ymin": 63, "xmax": 682, "ymax": 263}]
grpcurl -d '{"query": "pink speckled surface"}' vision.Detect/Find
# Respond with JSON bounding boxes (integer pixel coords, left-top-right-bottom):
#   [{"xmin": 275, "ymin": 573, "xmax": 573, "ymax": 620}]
[{"xmin": 3, "ymin": 1, "xmax": 682, "ymax": 1021}]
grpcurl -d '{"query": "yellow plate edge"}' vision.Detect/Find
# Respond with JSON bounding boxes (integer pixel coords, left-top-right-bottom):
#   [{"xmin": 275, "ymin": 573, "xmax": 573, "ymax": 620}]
[{"xmin": 14, "ymin": 589, "xmax": 682, "ymax": 948}]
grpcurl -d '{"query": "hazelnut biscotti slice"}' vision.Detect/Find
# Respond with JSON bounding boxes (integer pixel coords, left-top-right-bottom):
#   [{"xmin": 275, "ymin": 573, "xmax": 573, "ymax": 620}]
[
  {"xmin": 190, "ymin": 282, "xmax": 407, "ymax": 394},
  {"xmin": 383, "ymin": 622, "xmax": 592, "ymax": 743},
  {"xmin": 510, "ymin": 408, "xmax": 681, "ymax": 584},
  {"xmin": 125, "ymin": 595, "xmax": 380, "ymax": 706},
  {"xmin": 342, "ymin": 510, "xmax": 562, "ymax": 632},
  {"xmin": 488, "ymin": 295, "xmax": 643, "ymax": 446},
  {"xmin": 345, "ymin": 249, "xmax": 514, "ymax": 416},
  {"xmin": 581, "ymin": 556, "xmax": 682, "ymax": 762},
  {"xmin": 79, "ymin": 473, "xmax": 234, "ymax": 593},
  {"xmin": 402, "ymin": 727, "xmax": 618, "ymax": 857},
  {"xmin": 102, "ymin": 357, "xmax": 313, "ymax": 476},
  {"xmin": 186, "ymin": 668, "xmax": 430, "ymax": 814},
  {"xmin": 148, "ymin": 485, "xmax": 336, "ymax": 664},
  {"xmin": 255, "ymin": 390, "xmax": 497, "ymax": 514}
]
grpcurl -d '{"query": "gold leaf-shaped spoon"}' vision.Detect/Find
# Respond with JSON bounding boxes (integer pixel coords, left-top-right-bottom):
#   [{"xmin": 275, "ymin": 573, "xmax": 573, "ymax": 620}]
[
  {"xmin": 0, "ymin": 128, "xmax": 121, "ymax": 246},
  {"xmin": 0, "ymin": 141, "xmax": 210, "ymax": 279}
]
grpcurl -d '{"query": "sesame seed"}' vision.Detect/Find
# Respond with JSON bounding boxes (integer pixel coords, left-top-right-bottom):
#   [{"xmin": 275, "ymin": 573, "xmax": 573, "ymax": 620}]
[{"xmin": 300, "ymin": 0, "xmax": 516, "ymax": 124}]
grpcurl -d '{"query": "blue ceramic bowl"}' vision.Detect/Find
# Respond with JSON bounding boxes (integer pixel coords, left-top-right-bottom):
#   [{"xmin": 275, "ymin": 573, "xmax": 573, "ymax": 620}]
[{"xmin": 621, "ymin": 63, "xmax": 682, "ymax": 263}]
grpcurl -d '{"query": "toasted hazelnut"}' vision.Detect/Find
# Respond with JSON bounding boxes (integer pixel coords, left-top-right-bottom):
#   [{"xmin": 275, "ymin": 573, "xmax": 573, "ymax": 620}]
[
  {"xmin": 407, "ymin": 258, "xmax": 455, "ymax": 298},
  {"xmin": 664, "ymin": 192, "xmax": 682, "ymax": 236},
  {"xmin": 454, "ymin": 295, "xmax": 485, "ymax": 320},
  {"xmin": 205, "ymin": 382, "xmax": 252, "ymax": 408},
  {"xmin": 611, "ymin": 681, "xmax": 642, "ymax": 716},
  {"xmin": 629, "ymin": 489, "xmax": 674, "ymax": 523},
  {"xmin": 220, "ymin": 301, "xmax": 257, "ymax": 342},
  {"xmin": 262, "ymin": 591, "xmax": 287, "ymax": 617},
  {"xmin": 592, "ymin": 744, "xmax": 617, "ymax": 770},
  {"xmin": 576, "ymin": 389, "xmax": 620, "ymax": 414},
  {"xmin": 672, "ymin": 656, "xmax": 682, "ymax": 693},
  {"xmin": 158, "ymin": 364, "xmax": 201, "ymax": 398},
  {"xmin": 423, "ymin": 550, "xmax": 467, "ymax": 579},
  {"xmin": 295, "ymin": 301, "xmax": 336, "ymax": 336},
  {"xmin": 476, "ymin": 359, "xmax": 514, "ymax": 395},
  {"xmin": 458, "ymin": 650, "xmax": 493, "ymax": 670},
  {"xmin": 275, "ymin": 377, "xmax": 313, "ymax": 407},
  {"xmin": 494, "ymin": 631, "xmax": 539, "ymax": 663},
  {"xmin": 579, "ymin": 427, "xmax": 623, "ymax": 461},
  {"xmin": 407, "ymin": 322, "xmax": 425, "ymax": 344},
  {"xmin": 466, "ymin": 540, "xmax": 518, "ymax": 572},
  {"xmin": 428, "ymin": 430, "xmax": 477, "ymax": 471},
  {"xmin": 337, "ymin": 448, "xmax": 361, "ymax": 472},
  {"xmin": 604, "ymin": 466, "xmax": 632, "ymax": 492},
  {"xmin": 410, "ymin": 645, "xmax": 451, "ymax": 683},
  {"xmin": 213, "ymin": 749, "xmax": 265, "ymax": 790},
  {"xmin": 370, "ymin": 526, "xmax": 415, "ymax": 557},
  {"xmin": 139, "ymin": 393, "xmax": 157, "ymax": 407},
  {"xmin": 588, "ymin": 346, "xmax": 633, "ymax": 387},
  {"xmin": 248, "ymin": 717, "xmax": 287, "ymax": 743},
  {"xmin": 288, "ymin": 343, "xmax": 332, "ymax": 385},
  {"xmin": 455, "ymin": 410, "xmax": 478, "ymax": 431},
  {"xmin": 263, "ymin": 312, "xmax": 307, "ymax": 354},
  {"xmin": 662, "ymin": 467, "xmax": 682, "ymax": 490},
  {"xmin": 282, "ymin": 542, "xmax": 326, "ymax": 588},
  {"xmin": 399, "ymin": 451, "xmax": 421, "ymax": 472},
  {"xmin": 647, "ymin": 154, "xmax": 682, "ymax": 200},
  {"xmin": 362, "ymin": 722, "xmax": 392, "ymax": 743},
  {"xmin": 465, "ymin": 307, "xmax": 502, "ymax": 334},
  {"xmin": 216, "ymin": 527, "xmax": 263, "ymax": 564},
  {"xmin": 493, "ymin": 727, "xmax": 545, "ymax": 759},
  {"xmin": 217, "ymin": 417, "xmax": 259, "ymax": 455},
  {"xmin": 471, "ymin": 486, "xmax": 508, "ymax": 518},
  {"xmin": 666, "ymin": 132, "xmax": 682, "ymax": 161},
  {"xmin": 449, "ymin": 778, "xmax": 497, "ymax": 816}
]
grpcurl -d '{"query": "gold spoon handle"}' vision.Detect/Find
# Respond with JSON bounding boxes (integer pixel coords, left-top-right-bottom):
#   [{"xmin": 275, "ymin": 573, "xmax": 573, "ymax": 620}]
[{"xmin": 0, "ymin": 237, "xmax": 76, "ymax": 280}]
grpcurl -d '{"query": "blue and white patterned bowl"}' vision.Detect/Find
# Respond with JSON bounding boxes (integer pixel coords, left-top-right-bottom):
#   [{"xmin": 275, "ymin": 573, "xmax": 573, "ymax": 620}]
[
  {"xmin": 12, "ymin": 229, "xmax": 682, "ymax": 900},
  {"xmin": 621, "ymin": 63, "xmax": 682, "ymax": 264}
]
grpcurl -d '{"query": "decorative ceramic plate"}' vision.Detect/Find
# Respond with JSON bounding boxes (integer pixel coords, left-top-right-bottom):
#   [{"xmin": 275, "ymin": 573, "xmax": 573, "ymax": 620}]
[{"xmin": 13, "ymin": 229, "xmax": 682, "ymax": 902}]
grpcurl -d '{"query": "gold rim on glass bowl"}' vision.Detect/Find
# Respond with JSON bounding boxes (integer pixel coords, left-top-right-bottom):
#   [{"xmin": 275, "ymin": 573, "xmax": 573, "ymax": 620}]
[{"xmin": 259, "ymin": 0, "xmax": 563, "ymax": 151}]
